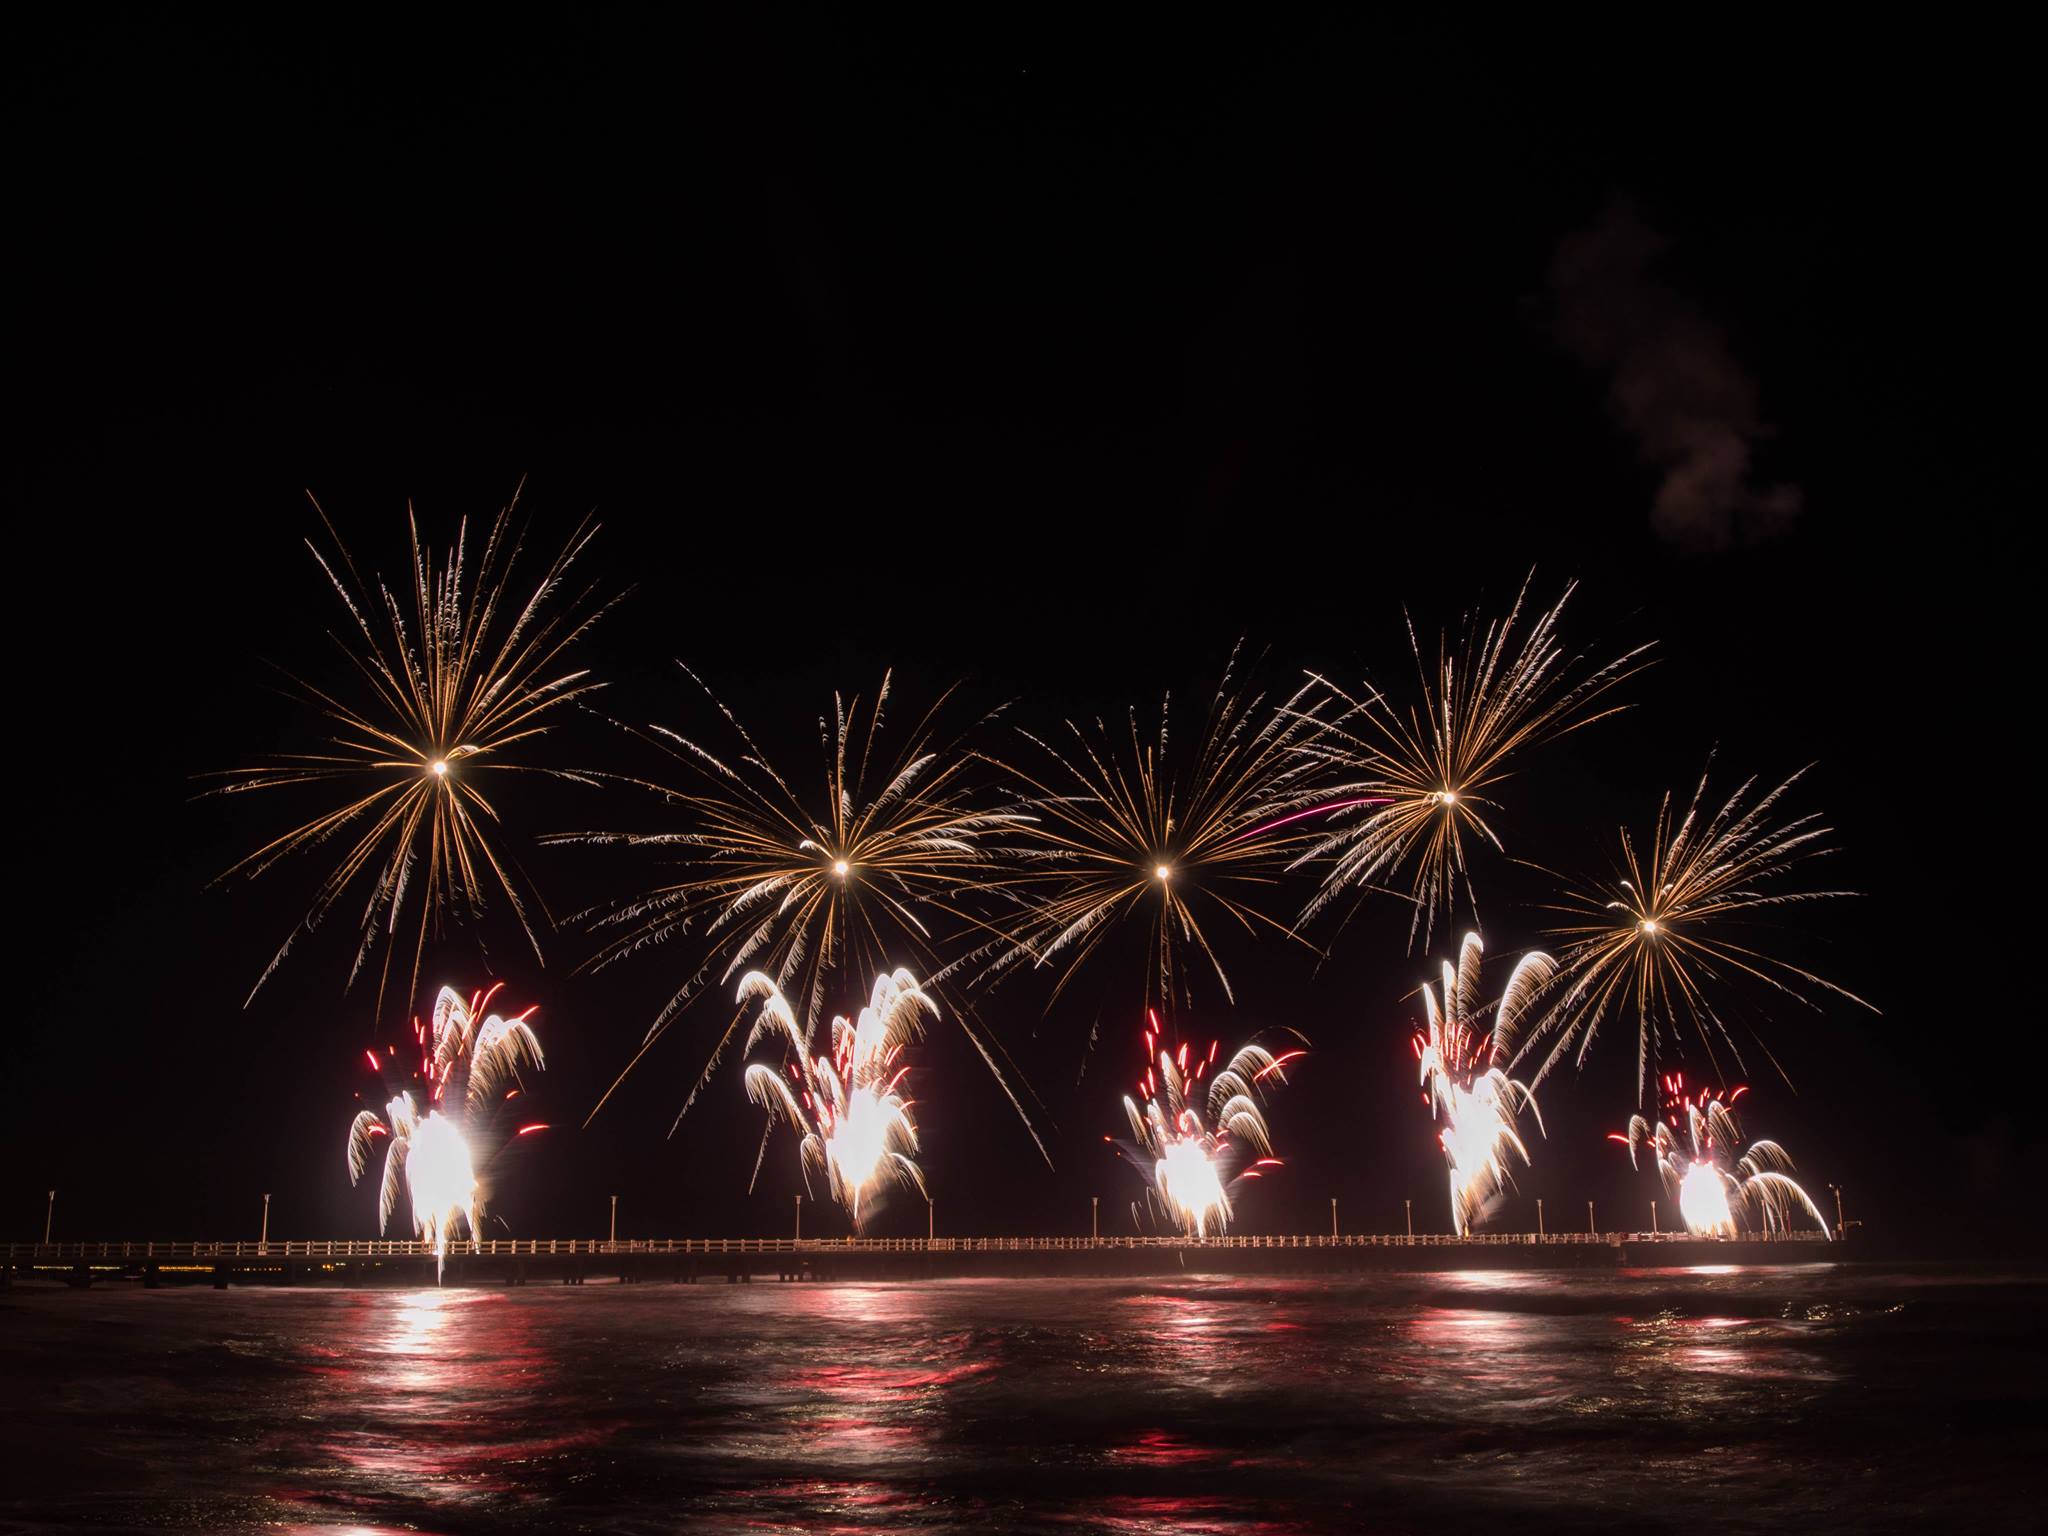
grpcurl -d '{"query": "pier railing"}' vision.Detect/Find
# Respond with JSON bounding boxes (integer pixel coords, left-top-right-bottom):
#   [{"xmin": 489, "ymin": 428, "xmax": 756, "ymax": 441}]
[{"xmin": 4, "ymin": 1230, "xmax": 1830, "ymax": 1263}]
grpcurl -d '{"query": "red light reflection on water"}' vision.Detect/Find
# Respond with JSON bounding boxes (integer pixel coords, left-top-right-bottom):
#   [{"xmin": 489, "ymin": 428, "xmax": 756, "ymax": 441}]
[
  {"xmin": 1110, "ymin": 1428, "xmax": 1219, "ymax": 1466},
  {"xmin": 1074, "ymin": 1495, "xmax": 1318, "ymax": 1535},
  {"xmin": 275, "ymin": 1287, "xmax": 620, "ymax": 1514}
]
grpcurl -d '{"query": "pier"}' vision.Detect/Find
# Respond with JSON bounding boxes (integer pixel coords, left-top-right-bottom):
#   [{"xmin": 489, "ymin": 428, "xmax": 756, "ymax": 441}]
[{"xmin": 4, "ymin": 1231, "xmax": 1836, "ymax": 1288}]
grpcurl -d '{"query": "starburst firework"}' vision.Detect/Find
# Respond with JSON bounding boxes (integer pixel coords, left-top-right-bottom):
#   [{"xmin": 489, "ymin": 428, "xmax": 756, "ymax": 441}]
[
  {"xmin": 563, "ymin": 669, "xmax": 1041, "ymax": 1151},
  {"xmin": 208, "ymin": 489, "xmax": 613, "ymax": 1020},
  {"xmin": 975, "ymin": 649, "xmax": 1326, "ymax": 1042},
  {"xmin": 1294, "ymin": 577, "xmax": 1648, "ymax": 948},
  {"xmin": 1523, "ymin": 766, "xmax": 1872, "ymax": 1099}
]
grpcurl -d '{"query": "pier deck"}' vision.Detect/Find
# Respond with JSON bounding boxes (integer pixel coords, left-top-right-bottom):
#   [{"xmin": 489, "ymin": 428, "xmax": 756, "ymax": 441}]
[{"xmin": 4, "ymin": 1231, "xmax": 1837, "ymax": 1288}]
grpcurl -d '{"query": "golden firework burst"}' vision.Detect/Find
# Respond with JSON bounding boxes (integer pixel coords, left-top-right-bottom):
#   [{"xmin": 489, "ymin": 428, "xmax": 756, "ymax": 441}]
[
  {"xmin": 1294, "ymin": 575, "xmax": 1650, "ymax": 948},
  {"xmin": 974, "ymin": 647, "xmax": 1327, "ymax": 1038},
  {"xmin": 563, "ymin": 668, "xmax": 1044, "ymax": 1154},
  {"xmin": 1523, "ymin": 765, "xmax": 1874, "ymax": 1098},
  {"xmin": 206, "ymin": 487, "xmax": 613, "ymax": 1019}
]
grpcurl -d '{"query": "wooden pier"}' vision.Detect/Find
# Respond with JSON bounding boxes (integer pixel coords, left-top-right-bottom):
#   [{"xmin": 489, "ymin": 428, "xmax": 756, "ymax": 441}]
[{"xmin": 3, "ymin": 1230, "xmax": 1837, "ymax": 1289}]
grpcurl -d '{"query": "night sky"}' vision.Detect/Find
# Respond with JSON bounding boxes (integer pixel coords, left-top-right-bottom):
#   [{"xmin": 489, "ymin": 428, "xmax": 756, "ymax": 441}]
[{"xmin": 8, "ymin": 16, "xmax": 2021, "ymax": 1252}]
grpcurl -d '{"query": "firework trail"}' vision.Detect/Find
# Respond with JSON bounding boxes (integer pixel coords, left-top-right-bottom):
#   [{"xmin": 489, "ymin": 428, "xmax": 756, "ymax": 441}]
[
  {"xmin": 1613, "ymin": 1073, "xmax": 1830, "ymax": 1237},
  {"xmin": 1523, "ymin": 764, "xmax": 1873, "ymax": 1100},
  {"xmin": 346, "ymin": 983, "xmax": 548, "ymax": 1278},
  {"xmin": 1413, "ymin": 933, "xmax": 1552, "ymax": 1236},
  {"xmin": 1116, "ymin": 1011, "xmax": 1303, "ymax": 1238},
  {"xmin": 560, "ymin": 668, "xmax": 1044, "ymax": 1156},
  {"xmin": 975, "ymin": 645, "xmax": 1327, "ymax": 1049},
  {"xmin": 208, "ymin": 487, "xmax": 615, "ymax": 1022},
  {"xmin": 1294, "ymin": 576, "xmax": 1649, "ymax": 949},
  {"xmin": 740, "ymin": 968, "xmax": 934, "ymax": 1228}
]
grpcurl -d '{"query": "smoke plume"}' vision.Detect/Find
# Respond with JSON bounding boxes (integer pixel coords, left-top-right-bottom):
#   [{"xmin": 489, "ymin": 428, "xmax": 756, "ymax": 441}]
[{"xmin": 1552, "ymin": 204, "xmax": 1801, "ymax": 549}]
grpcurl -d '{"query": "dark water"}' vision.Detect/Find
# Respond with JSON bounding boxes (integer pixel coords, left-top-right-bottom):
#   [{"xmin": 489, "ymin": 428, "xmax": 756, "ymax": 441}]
[{"xmin": 2, "ymin": 1264, "xmax": 2040, "ymax": 1534}]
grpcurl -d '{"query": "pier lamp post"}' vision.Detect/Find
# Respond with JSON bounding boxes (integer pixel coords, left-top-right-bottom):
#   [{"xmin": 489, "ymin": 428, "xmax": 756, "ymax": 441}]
[
  {"xmin": 261, "ymin": 1193, "xmax": 271, "ymax": 1250},
  {"xmin": 1828, "ymin": 1183, "xmax": 1845, "ymax": 1238},
  {"xmin": 1404, "ymin": 1198, "xmax": 1412, "ymax": 1239},
  {"xmin": 1091, "ymin": 1196, "xmax": 1099, "ymax": 1242},
  {"xmin": 1330, "ymin": 1197, "xmax": 1338, "ymax": 1240},
  {"xmin": 44, "ymin": 1189, "xmax": 55, "ymax": 1245},
  {"xmin": 1588, "ymin": 1200, "xmax": 1596, "ymax": 1236},
  {"xmin": 1536, "ymin": 1198, "xmax": 1544, "ymax": 1238},
  {"xmin": 1651, "ymin": 1200, "xmax": 1659, "ymax": 1236},
  {"xmin": 795, "ymin": 1194, "xmax": 802, "ymax": 1242},
  {"xmin": 609, "ymin": 1194, "xmax": 618, "ymax": 1247},
  {"xmin": 927, "ymin": 1197, "xmax": 934, "ymax": 1243}
]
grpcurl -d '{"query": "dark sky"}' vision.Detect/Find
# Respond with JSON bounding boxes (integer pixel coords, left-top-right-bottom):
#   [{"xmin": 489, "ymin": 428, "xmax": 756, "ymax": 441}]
[{"xmin": 7, "ymin": 14, "xmax": 2022, "ymax": 1252}]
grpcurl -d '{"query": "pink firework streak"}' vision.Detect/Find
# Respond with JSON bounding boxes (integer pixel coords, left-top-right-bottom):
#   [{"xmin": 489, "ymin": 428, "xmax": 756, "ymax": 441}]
[{"xmin": 1231, "ymin": 796, "xmax": 1393, "ymax": 843}]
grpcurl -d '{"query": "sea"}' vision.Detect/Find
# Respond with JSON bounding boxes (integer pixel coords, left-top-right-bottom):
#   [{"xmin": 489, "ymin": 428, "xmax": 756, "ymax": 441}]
[{"xmin": 2, "ymin": 1263, "xmax": 2040, "ymax": 1534}]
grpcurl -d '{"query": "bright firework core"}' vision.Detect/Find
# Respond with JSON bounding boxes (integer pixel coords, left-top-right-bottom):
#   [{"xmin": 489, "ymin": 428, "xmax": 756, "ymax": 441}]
[
  {"xmin": 406, "ymin": 1111, "xmax": 478, "ymax": 1253},
  {"xmin": 831, "ymin": 858, "xmax": 849, "ymax": 877},
  {"xmin": 1155, "ymin": 1133, "xmax": 1229, "ymax": 1237},
  {"xmin": 1154, "ymin": 863, "xmax": 1172, "ymax": 881},
  {"xmin": 429, "ymin": 758, "xmax": 448, "ymax": 778},
  {"xmin": 1678, "ymin": 1159, "xmax": 1735, "ymax": 1236}
]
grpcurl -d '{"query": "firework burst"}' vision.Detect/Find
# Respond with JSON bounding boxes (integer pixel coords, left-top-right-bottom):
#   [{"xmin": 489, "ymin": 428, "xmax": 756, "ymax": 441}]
[
  {"xmin": 740, "ymin": 968, "xmax": 933, "ymax": 1228},
  {"xmin": 1523, "ymin": 765, "xmax": 1873, "ymax": 1100},
  {"xmin": 1612, "ymin": 1073, "xmax": 1830, "ymax": 1237},
  {"xmin": 346, "ymin": 983, "xmax": 548, "ymax": 1278},
  {"xmin": 1117, "ymin": 1011, "xmax": 1302, "ymax": 1238},
  {"xmin": 562, "ymin": 669, "xmax": 1042, "ymax": 1151},
  {"xmin": 1294, "ymin": 577, "xmax": 1649, "ymax": 949},
  {"xmin": 208, "ymin": 488, "xmax": 614, "ymax": 1020},
  {"xmin": 975, "ymin": 647, "xmax": 1327, "ymax": 1046},
  {"xmin": 1413, "ymin": 933, "xmax": 1552, "ymax": 1235}
]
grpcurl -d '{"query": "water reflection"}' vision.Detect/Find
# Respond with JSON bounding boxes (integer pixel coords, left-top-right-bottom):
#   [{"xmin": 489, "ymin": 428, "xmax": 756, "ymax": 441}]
[{"xmin": 7, "ymin": 1267, "xmax": 2015, "ymax": 1532}]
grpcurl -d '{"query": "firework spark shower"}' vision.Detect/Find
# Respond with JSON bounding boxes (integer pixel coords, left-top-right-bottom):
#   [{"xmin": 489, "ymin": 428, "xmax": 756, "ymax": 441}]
[
  {"xmin": 1413, "ymin": 933, "xmax": 1552, "ymax": 1235},
  {"xmin": 346, "ymin": 983, "xmax": 547, "ymax": 1276}
]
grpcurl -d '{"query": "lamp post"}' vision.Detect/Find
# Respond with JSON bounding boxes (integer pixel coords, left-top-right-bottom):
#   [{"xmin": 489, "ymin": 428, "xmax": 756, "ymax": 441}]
[
  {"xmin": 794, "ymin": 1194, "xmax": 802, "ymax": 1242},
  {"xmin": 1536, "ymin": 1198, "xmax": 1544, "ymax": 1238},
  {"xmin": 1588, "ymin": 1200, "xmax": 1596, "ymax": 1236},
  {"xmin": 260, "ymin": 1192, "xmax": 271, "ymax": 1250},
  {"xmin": 927, "ymin": 1196, "xmax": 934, "ymax": 1243},
  {"xmin": 44, "ymin": 1189, "xmax": 55, "ymax": 1246},
  {"xmin": 1404, "ymin": 1198, "xmax": 1412, "ymax": 1239},
  {"xmin": 1091, "ymin": 1196, "xmax": 1099, "ymax": 1242},
  {"xmin": 609, "ymin": 1194, "xmax": 618, "ymax": 1247},
  {"xmin": 1828, "ymin": 1183, "xmax": 1845, "ymax": 1238},
  {"xmin": 1330, "ymin": 1197, "xmax": 1338, "ymax": 1240},
  {"xmin": 1651, "ymin": 1200, "xmax": 1659, "ymax": 1236}
]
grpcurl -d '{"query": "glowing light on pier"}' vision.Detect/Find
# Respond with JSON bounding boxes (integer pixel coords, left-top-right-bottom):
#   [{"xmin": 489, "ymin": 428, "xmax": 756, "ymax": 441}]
[
  {"xmin": 1612, "ymin": 1074, "xmax": 1830, "ymax": 1237},
  {"xmin": 741, "ymin": 968, "xmax": 935, "ymax": 1228},
  {"xmin": 1118, "ymin": 1012, "xmax": 1302, "ymax": 1237},
  {"xmin": 1414, "ymin": 933, "xmax": 1551, "ymax": 1235},
  {"xmin": 346, "ymin": 983, "xmax": 547, "ymax": 1278}
]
